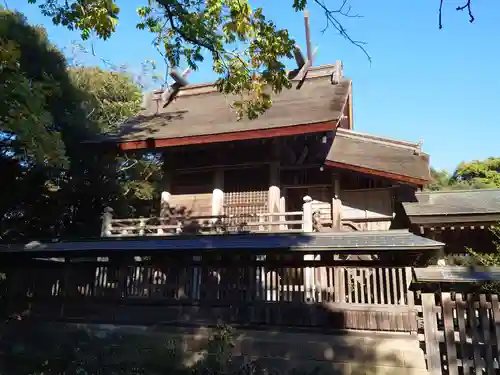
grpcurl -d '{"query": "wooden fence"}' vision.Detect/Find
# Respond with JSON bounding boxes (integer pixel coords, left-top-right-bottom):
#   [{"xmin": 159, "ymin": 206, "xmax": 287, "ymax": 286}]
[
  {"xmin": 1, "ymin": 255, "xmax": 416, "ymax": 332},
  {"xmin": 412, "ymin": 267, "xmax": 500, "ymax": 375}
]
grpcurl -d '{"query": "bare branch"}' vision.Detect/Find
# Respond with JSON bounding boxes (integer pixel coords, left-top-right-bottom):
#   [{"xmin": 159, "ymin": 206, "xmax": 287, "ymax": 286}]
[
  {"xmin": 312, "ymin": 0, "xmax": 370, "ymax": 62},
  {"xmin": 439, "ymin": 0, "xmax": 475, "ymax": 29},
  {"xmin": 456, "ymin": 0, "xmax": 474, "ymax": 23},
  {"xmin": 438, "ymin": 0, "xmax": 444, "ymax": 29}
]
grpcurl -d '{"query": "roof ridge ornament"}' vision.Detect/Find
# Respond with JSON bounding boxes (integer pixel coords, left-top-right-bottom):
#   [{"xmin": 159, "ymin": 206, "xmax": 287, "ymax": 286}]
[
  {"xmin": 414, "ymin": 140, "xmax": 424, "ymax": 155},
  {"xmin": 289, "ymin": 9, "xmax": 319, "ymax": 89},
  {"xmin": 161, "ymin": 67, "xmax": 192, "ymax": 108},
  {"xmin": 331, "ymin": 60, "xmax": 343, "ymax": 85}
]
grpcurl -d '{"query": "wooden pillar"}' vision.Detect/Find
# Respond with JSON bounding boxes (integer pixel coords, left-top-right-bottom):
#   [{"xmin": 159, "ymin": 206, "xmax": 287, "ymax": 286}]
[
  {"xmin": 302, "ymin": 196, "xmax": 313, "ymax": 232},
  {"xmin": 101, "ymin": 206, "xmax": 113, "ymax": 237},
  {"xmin": 212, "ymin": 168, "xmax": 224, "ymax": 218},
  {"xmin": 161, "ymin": 154, "xmax": 174, "ymax": 216},
  {"xmin": 302, "ymin": 195, "xmax": 315, "ymax": 301},
  {"xmin": 268, "ymin": 162, "xmax": 280, "ymax": 213},
  {"xmin": 268, "ymin": 162, "xmax": 280, "ymax": 232},
  {"xmin": 279, "ymin": 197, "xmax": 286, "ymax": 230},
  {"xmin": 332, "ymin": 176, "xmax": 342, "ymax": 231}
]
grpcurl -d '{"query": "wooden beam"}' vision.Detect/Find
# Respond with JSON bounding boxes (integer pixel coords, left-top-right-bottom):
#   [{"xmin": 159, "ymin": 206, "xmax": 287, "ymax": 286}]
[
  {"xmin": 116, "ymin": 121, "xmax": 336, "ymax": 151},
  {"xmin": 347, "ymin": 89, "xmax": 353, "ymax": 130},
  {"xmin": 324, "ymin": 160, "xmax": 428, "ymax": 186}
]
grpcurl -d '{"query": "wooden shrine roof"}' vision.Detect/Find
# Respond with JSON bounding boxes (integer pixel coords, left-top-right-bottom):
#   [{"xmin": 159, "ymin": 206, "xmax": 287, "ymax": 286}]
[
  {"xmin": 0, "ymin": 230, "xmax": 443, "ymax": 257},
  {"xmin": 403, "ymin": 189, "xmax": 500, "ymax": 225},
  {"xmin": 87, "ymin": 64, "xmax": 350, "ymax": 150},
  {"xmin": 325, "ymin": 128, "xmax": 430, "ymax": 185}
]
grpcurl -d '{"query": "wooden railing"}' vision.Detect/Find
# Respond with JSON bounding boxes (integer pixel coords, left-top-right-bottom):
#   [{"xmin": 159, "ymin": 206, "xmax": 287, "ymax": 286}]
[
  {"xmin": 412, "ymin": 267, "xmax": 500, "ymax": 375},
  {"xmin": 101, "ymin": 196, "xmax": 315, "ymax": 237},
  {"xmin": 102, "ymin": 211, "xmax": 306, "ymax": 237},
  {"xmin": 101, "ymin": 194, "xmax": 395, "ymax": 237},
  {"xmin": 2, "ymin": 256, "xmax": 416, "ymax": 333}
]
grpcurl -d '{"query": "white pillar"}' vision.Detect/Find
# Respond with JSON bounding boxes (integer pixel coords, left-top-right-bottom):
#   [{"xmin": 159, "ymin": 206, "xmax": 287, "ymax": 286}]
[
  {"xmin": 100, "ymin": 206, "xmax": 113, "ymax": 237},
  {"xmin": 279, "ymin": 196, "xmax": 286, "ymax": 230},
  {"xmin": 212, "ymin": 168, "xmax": 224, "ymax": 220},
  {"xmin": 302, "ymin": 196, "xmax": 313, "ymax": 232},
  {"xmin": 268, "ymin": 162, "xmax": 280, "ymax": 231},
  {"xmin": 157, "ymin": 192, "xmax": 171, "ymax": 235},
  {"xmin": 302, "ymin": 195, "xmax": 315, "ymax": 301}
]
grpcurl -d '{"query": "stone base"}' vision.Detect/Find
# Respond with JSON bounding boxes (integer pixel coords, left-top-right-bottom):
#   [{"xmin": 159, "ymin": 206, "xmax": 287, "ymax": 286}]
[{"xmin": 69, "ymin": 324, "xmax": 428, "ymax": 375}]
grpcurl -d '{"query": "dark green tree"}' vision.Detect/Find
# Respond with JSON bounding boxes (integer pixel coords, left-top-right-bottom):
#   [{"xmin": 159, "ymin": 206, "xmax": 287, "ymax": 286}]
[
  {"xmin": 426, "ymin": 158, "xmax": 500, "ymax": 191},
  {"xmin": 0, "ymin": 10, "xmax": 143, "ymax": 241}
]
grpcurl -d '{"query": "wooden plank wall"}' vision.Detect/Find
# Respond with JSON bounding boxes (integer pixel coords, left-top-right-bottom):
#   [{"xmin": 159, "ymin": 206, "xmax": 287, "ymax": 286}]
[
  {"xmin": 420, "ymin": 291, "xmax": 500, "ymax": 375},
  {"xmin": 1, "ymin": 258, "xmax": 416, "ymax": 333},
  {"xmin": 169, "ymin": 171, "xmax": 214, "ymax": 216},
  {"xmin": 340, "ymin": 188, "xmax": 394, "ymax": 231},
  {"xmin": 168, "ymin": 194, "xmax": 212, "ymax": 216}
]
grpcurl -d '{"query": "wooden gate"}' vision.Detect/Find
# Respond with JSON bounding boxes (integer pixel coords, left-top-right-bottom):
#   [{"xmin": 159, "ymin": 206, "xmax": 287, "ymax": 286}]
[{"xmin": 413, "ymin": 267, "xmax": 500, "ymax": 375}]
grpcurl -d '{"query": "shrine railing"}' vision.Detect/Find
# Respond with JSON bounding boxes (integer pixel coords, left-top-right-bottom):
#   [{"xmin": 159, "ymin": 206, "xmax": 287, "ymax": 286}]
[{"xmin": 101, "ymin": 196, "xmax": 316, "ymax": 237}]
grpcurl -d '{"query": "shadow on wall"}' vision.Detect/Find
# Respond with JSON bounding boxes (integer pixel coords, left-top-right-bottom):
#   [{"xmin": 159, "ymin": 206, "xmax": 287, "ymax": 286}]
[{"xmin": 0, "ymin": 320, "xmax": 426, "ymax": 375}]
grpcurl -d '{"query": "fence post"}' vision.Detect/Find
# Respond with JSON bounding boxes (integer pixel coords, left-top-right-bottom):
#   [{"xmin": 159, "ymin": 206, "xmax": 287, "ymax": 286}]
[
  {"xmin": 158, "ymin": 191, "xmax": 171, "ymax": 235},
  {"xmin": 331, "ymin": 197, "xmax": 342, "ymax": 231},
  {"xmin": 302, "ymin": 195, "xmax": 315, "ymax": 301},
  {"xmin": 101, "ymin": 206, "xmax": 113, "ymax": 237},
  {"xmin": 302, "ymin": 195, "xmax": 313, "ymax": 233},
  {"xmin": 421, "ymin": 291, "xmax": 442, "ymax": 375},
  {"xmin": 138, "ymin": 218, "xmax": 146, "ymax": 236}
]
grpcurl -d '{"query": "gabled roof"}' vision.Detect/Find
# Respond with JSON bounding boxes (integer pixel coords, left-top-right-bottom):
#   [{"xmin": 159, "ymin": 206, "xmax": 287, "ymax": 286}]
[
  {"xmin": 89, "ymin": 64, "xmax": 350, "ymax": 150},
  {"xmin": 325, "ymin": 128, "xmax": 430, "ymax": 185},
  {"xmin": 0, "ymin": 230, "xmax": 443, "ymax": 256},
  {"xmin": 403, "ymin": 189, "xmax": 500, "ymax": 224}
]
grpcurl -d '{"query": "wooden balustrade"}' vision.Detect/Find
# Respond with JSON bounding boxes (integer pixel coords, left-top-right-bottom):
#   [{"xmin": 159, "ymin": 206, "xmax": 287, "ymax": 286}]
[
  {"xmin": 103, "ymin": 211, "xmax": 306, "ymax": 237},
  {"xmin": 101, "ymin": 196, "xmax": 314, "ymax": 237}
]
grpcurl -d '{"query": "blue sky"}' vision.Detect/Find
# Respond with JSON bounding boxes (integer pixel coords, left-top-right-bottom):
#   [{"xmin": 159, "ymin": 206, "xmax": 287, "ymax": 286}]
[{"xmin": 13, "ymin": 0, "xmax": 500, "ymax": 172}]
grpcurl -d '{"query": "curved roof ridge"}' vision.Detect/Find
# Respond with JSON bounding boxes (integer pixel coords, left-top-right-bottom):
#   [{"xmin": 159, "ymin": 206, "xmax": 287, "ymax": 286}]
[
  {"xmin": 336, "ymin": 128, "xmax": 422, "ymax": 152},
  {"xmin": 148, "ymin": 63, "xmax": 341, "ymax": 98}
]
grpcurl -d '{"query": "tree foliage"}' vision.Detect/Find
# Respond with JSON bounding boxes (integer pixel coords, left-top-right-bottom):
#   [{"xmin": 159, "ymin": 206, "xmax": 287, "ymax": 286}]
[
  {"xmin": 463, "ymin": 226, "xmax": 500, "ymax": 294},
  {"xmin": 69, "ymin": 66, "xmax": 142, "ymax": 133},
  {"xmin": 26, "ymin": 0, "xmax": 481, "ymax": 119},
  {"xmin": 1, "ymin": 10, "xmax": 72, "ymax": 167},
  {"xmin": 426, "ymin": 157, "xmax": 500, "ymax": 191},
  {"xmin": 0, "ymin": 10, "xmax": 150, "ymax": 242}
]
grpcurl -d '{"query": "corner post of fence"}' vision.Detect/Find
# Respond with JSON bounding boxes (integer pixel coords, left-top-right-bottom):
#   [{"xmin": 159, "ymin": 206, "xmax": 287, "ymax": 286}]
[
  {"xmin": 101, "ymin": 206, "xmax": 113, "ymax": 237},
  {"xmin": 302, "ymin": 195, "xmax": 313, "ymax": 233}
]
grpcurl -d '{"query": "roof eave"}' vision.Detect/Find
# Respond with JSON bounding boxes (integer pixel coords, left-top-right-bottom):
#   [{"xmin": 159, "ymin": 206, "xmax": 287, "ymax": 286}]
[
  {"xmin": 324, "ymin": 160, "xmax": 429, "ymax": 186},
  {"xmin": 406, "ymin": 213, "xmax": 500, "ymax": 225},
  {"xmin": 0, "ymin": 231, "xmax": 444, "ymax": 256},
  {"xmin": 115, "ymin": 120, "xmax": 338, "ymax": 151}
]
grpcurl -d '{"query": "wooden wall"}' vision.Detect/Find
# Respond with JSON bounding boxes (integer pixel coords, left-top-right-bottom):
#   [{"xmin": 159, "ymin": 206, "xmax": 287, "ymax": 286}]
[
  {"xmin": 163, "ymin": 156, "xmax": 399, "ymax": 232},
  {"xmin": 223, "ymin": 166, "xmax": 269, "ymax": 218},
  {"xmin": 165, "ymin": 165, "xmax": 271, "ymax": 222},
  {"xmin": 169, "ymin": 170, "xmax": 214, "ymax": 216},
  {"xmin": 340, "ymin": 188, "xmax": 394, "ymax": 231}
]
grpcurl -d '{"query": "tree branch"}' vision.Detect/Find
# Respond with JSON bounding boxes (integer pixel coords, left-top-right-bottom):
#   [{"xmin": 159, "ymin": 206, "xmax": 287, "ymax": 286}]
[
  {"xmin": 456, "ymin": 0, "xmax": 474, "ymax": 23},
  {"xmin": 312, "ymin": 0, "xmax": 370, "ymax": 62},
  {"xmin": 160, "ymin": 1, "xmax": 218, "ymax": 54},
  {"xmin": 439, "ymin": 0, "xmax": 475, "ymax": 29}
]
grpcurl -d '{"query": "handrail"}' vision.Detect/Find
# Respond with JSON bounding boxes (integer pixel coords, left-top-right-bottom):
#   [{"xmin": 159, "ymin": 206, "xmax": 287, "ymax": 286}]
[{"xmin": 101, "ymin": 206, "xmax": 310, "ymax": 237}]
